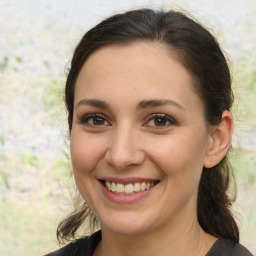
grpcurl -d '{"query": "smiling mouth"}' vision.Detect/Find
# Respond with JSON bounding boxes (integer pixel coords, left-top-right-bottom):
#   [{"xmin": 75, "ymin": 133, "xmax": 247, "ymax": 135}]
[{"xmin": 101, "ymin": 180, "xmax": 160, "ymax": 195}]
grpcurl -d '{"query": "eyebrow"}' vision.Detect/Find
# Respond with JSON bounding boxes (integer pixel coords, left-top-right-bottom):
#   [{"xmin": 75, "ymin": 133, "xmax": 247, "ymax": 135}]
[
  {"xmin": 75, "ymin": 99, "xmax": 110, "ymax": 109},
  {"xmin": 136, "ymin": 99, "xmax": 185, "ymax": 111},
  {"xmin": 75, "ymin": 98, "xmax": 185, "ymax": 111}
]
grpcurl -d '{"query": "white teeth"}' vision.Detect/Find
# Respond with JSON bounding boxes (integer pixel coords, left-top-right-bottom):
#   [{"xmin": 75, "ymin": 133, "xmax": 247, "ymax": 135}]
[
  {"xmin": 116, "ymin": 183, "xmax": 124, "ymax": 193},
  {"xmin": 124, "ymin": 184, "xmax": 133, "ymax": 194},
  {"xmin": 134, "ymin": 182, "xmax": 141, "ymax": 192},
  {"xmin": 111, "ymin": 182, "xmax": 116, "ymax": 192},
  {"xmin": 106, "ymin": 181, "xmax": 111, "ymax": 190},
  {"xmin": 104, "ymin": 181, "xmax": 157, "ymax": 194},
  {"xmin": 140, "ymin": 182, "xmax": 146, "ymax": 191}
]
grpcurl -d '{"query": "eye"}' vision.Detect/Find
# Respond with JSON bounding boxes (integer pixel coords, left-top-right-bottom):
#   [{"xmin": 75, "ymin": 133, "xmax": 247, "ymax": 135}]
[
  {"xmin": 144, "ymin": 114, "xmax": 176, "ymax": 128},
  {"xmin": 80, "ymin": 114, "xmax": 110, "ymax": 126}
]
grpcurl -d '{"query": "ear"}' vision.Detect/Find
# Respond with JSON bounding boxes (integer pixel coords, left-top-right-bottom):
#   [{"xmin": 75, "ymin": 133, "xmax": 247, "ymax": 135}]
[{"xmin": 204, "ymin": 110, "xmax": 233, "ymax": 168}]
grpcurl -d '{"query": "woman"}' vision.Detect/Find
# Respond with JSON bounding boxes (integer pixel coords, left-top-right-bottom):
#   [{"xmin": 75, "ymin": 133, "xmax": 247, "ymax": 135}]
[{"xmin": 45, "ymin": 8, "xmax": 253, "ymax": 256}]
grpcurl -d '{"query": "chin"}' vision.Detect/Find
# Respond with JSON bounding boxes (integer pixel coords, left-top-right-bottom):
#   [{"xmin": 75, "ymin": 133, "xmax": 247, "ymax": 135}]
[
  {"xmin": 100, "ymin": 212, "xmax": 156, "ymax": 236},
  {"xmin": 104, "ymin": 224, "xmax": 151, "ymax": 236}
]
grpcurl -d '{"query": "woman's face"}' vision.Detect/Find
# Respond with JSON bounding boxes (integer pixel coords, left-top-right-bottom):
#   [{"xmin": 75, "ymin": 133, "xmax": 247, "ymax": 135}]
[{"xmin": 71, "ymin": 42, "xmax": 212, "ymax": 235}]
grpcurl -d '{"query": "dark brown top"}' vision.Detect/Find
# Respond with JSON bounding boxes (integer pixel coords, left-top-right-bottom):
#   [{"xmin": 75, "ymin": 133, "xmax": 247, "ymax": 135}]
[{"xmin": 45, "ymin": 231, "xmax": 253, "ymax": 256}]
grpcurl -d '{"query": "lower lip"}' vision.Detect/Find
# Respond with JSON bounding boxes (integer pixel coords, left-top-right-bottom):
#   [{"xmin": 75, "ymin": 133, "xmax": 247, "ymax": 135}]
[{"xmin": 100, "ymin": 182, "xmax": 158, "ymax": 204}]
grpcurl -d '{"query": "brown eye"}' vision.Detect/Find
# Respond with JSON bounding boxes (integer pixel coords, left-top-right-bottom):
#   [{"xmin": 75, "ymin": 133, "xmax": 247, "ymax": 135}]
[
  {"xmin": 145, "ymin": 114, "xmax": 176, "ymax": 128},
  {"xmin": 92, "ymin": 117, "xmax": 105, "ymax": 125},
  {"xmin": 154, "ymin": 117, "xmax": 168, "ymax": 126},
  {"xmin": 81, "ymin": 114, "xmax": 110, "ymax": 126}
]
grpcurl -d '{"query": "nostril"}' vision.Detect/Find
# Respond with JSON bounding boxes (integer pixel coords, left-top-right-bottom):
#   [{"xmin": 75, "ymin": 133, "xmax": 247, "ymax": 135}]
[{"xmin": 105, "ymin": 146, "xmax": 146, "ymax": 171}]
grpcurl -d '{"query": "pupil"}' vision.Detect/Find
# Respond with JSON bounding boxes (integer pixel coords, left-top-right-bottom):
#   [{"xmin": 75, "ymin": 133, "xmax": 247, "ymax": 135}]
[
  {"xmin": 93, "ymin": 117, "xmax": 104, "ymax": 125},
  {"xmin": 154, "ymin": 117, "xmax": 166, "ymax": 126}
]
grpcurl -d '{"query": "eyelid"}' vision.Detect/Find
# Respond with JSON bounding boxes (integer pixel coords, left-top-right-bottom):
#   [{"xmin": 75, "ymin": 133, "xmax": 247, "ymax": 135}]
[
  {"xmin": 78, "ymin": 113, "xmax": 111, "ymax": 126},
  {"xmin": 77, "ymin": 112, "xmax": 176, "ymax": 128},
  {"xmin": 143, "ymin": 113, "xmax": 176, "ymax": 128}
]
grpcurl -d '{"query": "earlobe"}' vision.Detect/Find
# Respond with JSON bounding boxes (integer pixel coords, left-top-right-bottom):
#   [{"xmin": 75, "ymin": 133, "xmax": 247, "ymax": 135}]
[{"xmin": 203, "ymin": 110, "xmax": 233, "ymax": 168}]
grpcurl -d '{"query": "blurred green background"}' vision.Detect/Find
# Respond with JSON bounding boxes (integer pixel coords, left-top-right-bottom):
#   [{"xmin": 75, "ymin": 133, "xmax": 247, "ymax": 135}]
[{"xmin": 0, "ymin": 0, "xmax": 255, "ymax": 255}]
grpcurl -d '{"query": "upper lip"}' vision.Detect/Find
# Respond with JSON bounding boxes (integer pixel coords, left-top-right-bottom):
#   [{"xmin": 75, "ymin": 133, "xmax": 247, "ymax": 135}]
[{"xmin": 98, "ymin": 177, "xmax": 160, "ymax": 185}]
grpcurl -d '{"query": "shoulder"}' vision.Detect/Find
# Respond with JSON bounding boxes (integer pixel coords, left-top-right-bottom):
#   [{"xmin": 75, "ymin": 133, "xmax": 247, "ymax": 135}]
[
  {"xmin": 206, "ymin": 238, "xmax": 253, "ymax": 256},
  {"xmin": 44, "ymin": 231, "xmax": 102, "ymax": 256}
]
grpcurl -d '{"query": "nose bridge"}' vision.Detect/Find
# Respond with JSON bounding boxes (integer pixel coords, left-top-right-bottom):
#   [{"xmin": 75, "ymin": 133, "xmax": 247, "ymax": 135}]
[{"xmin": 105, "ymin": 123, "xmax": 145, "ymax": 170}]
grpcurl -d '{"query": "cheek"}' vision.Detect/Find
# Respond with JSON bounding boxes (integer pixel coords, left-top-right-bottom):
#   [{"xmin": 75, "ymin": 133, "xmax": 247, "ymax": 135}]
[
  {"xmin": 145, "ymin": 132, "xmax": 207, "ymax": 177},
  {"xmin": 70, "ymin": 131, "xmax": 104, "ymax": 175},
  {"xmin": 70, "ymin": 132, "xmax": 104, "ymax": 206}
]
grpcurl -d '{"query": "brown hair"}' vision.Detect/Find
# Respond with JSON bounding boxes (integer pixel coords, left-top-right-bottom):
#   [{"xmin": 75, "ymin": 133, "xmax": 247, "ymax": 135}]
[{"xmin": 57, "ymin": 8, "xmax": 238, "ymax": 244}]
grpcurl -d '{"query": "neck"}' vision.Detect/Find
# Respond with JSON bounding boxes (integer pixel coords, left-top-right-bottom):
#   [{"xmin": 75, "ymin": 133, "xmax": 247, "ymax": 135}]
[{"xmin": 95, "ymin": 215, "xmax": 217, "ymax": 256}]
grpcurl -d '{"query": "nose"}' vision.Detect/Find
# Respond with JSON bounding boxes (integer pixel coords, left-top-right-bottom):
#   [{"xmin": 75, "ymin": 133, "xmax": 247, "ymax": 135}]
[{"xmin": 105, "ymin": 127, "xmax": 145, "ymax": 171}]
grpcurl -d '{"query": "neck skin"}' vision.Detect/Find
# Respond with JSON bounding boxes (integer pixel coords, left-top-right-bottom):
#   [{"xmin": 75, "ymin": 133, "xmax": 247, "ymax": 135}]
[{"xmin": 94, "ymin": 209, "xmax": 217, "ymax": 256}]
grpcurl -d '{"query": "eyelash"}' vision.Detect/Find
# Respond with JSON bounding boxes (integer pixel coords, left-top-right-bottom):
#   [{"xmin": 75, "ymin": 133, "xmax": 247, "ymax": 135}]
[
  {"xmin": 78, "ymin": 113, "xmax": 176, "ymax": 128},
  {"xmin": 144, "ymin": 113, "xmax": 176, "ymax": 128},
  {"xmin": 79, "ymin": 113, "xmax": 110, "ymax": 126}
]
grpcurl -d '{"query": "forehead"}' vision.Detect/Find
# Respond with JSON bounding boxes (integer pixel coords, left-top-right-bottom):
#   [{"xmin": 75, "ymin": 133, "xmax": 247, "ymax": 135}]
[
  {"xmin": 80, "ymin": 42, "xmax": 186, "ymax": 81},
  {"xmin": 74, "ymin": 42, "xmax": 202, "ymax": 110}
]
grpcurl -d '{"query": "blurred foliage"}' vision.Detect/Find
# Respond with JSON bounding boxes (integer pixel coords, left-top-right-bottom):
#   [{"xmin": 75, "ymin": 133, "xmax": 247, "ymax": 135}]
[
  {"xmin": 0, "ymin": 56, "xmax": 9, "ymax": 72},
  {"xmin": 231, "ymin": 149, "xmax": 256, "ymax": 185},
  {"xmin": 21, "ymin": 154, "xmax": 38, "ymax": 166},
  {"xmin": 51, "ymin": 159, "xmax": 71, "ymax": 178},
  {"xmin": 0, "ymin": 201, "xmax": 58, "ymax": 256},
  {"xmin": 30, "ymin": 76, "xmax": 65, "ymax": 125},
  {"xmin": 233, "ymin": 58, "xmax": 256, "ymax": 126},
  {"xmin": 0, "ymin": 132, "xmax": 5, "ymax": 146},
  {"xmin": 43, "ymin": 79, "xmax": 63, "ymax": 109}
]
